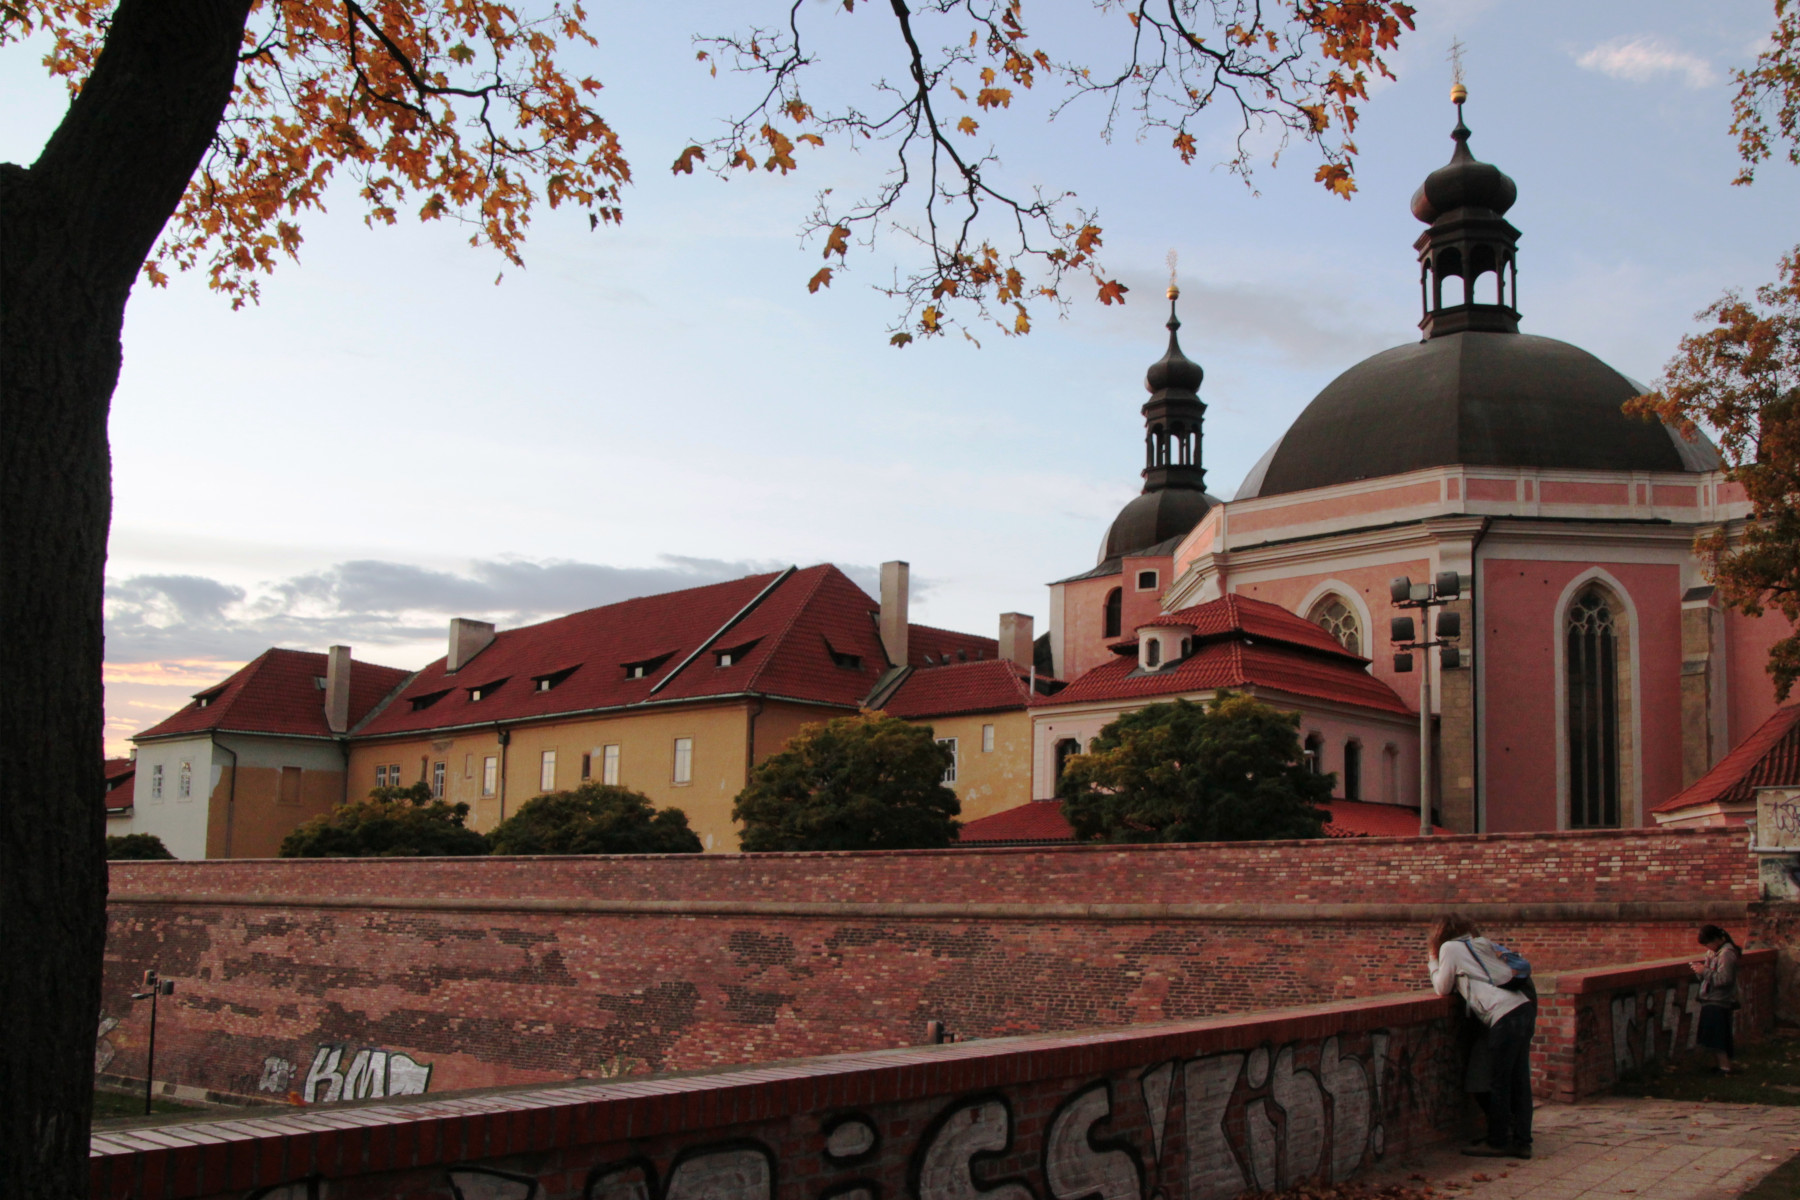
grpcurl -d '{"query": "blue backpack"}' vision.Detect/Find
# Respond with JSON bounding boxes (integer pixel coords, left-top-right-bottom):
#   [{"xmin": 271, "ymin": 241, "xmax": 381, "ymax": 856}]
[{"xmin": 1459, "ymin": 936, "xmax": 1533, "ymax": 990}]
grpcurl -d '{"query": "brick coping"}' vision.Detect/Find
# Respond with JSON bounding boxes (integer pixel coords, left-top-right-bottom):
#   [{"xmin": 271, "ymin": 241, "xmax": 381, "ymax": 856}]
[
  {"xmin": 90, "ymin": 989, "xmax": 1454, "ymax": 1183},
  {"xmin": 105, "ymin": 823, "xmax": 1748, "ymax": 870},
  {"xmin": 1541, "ymin": 947, "xmax": 1777, "ymax": 995}
]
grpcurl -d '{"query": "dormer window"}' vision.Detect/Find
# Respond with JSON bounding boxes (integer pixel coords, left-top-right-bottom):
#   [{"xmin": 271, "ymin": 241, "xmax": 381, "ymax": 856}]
[
  {"xmin": 824, "ymin": 638, "xmax": 862, "ymax": 670},
  {"xmin": 714, "ymin": 639, "xmax": 760, "ymax": 668},
  {"xmin": 410, "ymin": 689, "xmax": 451, "ymax": 712},
  {"xmin": 531, "ymin": 665, "xmax": 580, "ymax": 692},
  {"xmin": 466, "ymin": 678, "xmax": 508, "ymax": 702},
  {"xmin": 192, "ymin": 686, "xmax": 225, "ymax": 710},
  {"xmin": 622, "ymin": 653, "xmax": 675, "ymax": 680},
  {"xmin": 1145, "ymin": 638, "xmax": 1162, "ymax": 668}
]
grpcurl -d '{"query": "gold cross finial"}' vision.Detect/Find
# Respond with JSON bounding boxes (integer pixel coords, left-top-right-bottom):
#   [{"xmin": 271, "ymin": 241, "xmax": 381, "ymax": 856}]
[
  {"xmin": 1166, "ymin": 249, "xmax": 1179, "ymax": 300},
  {"xmin": 1449, "ymin": 39, "xmax": 1467, "ymax": 104}
]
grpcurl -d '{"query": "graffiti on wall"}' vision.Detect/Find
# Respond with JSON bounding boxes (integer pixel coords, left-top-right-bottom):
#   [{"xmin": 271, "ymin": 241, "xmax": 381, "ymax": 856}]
[
  {"xmin": 1608, "ymin": 982, "xmax": 1702, "ymax": 1074},
  {"xmin": 238, "ymin": 1029, "xmax": 1428, "ymax": 1200},
  {"xmin": 295, "ymin": 1043, "xmax": 433, "ymax": 1103}
]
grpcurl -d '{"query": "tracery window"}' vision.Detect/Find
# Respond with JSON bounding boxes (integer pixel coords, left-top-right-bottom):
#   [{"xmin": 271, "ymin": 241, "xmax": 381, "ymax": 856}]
[
  {"xmin": 1566, "ymin": 587, "xmax": 1620, "ymax": 829},
  {"xmin": 1307, "ymin": 595, "xmax": 1363, "ymax": 656}
]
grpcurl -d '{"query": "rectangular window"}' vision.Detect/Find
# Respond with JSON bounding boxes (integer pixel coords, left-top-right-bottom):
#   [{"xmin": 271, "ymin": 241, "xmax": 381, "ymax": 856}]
[
  {"xmin": 937, "ymin": 737, "xmax": 958, "ymax": 784},
  {"xmin": 375, "ymin": 764, "xmax": 389, "ymax": 789},
  {"xmin": 1136, "ymin": 569, "xmax": 1159, "ymax": 591},
  {"xmin": 150, "ymin": 764, "xmax": 164, "ymax": 800},
  {"xmin": 482, "ymin": 755, "xmax": 498, "ymax": 797},
  {"xmin": 177, "ymin": 760, "xmax": 193, "ymax": 800},
  {"xmin": 464, "ymin": 753, "xmax": 473, "ymax": 779},
  {"xmin": 539, "ymin": 750, "xmax": 557, "ymax": 792},
  {"xmin": 982, "ymin": 723, "xmax": 995, "ymax": 753},
  {"xmin": 581, "ymin": 752, "xmax": 592, "ymax": 780},
  {"xmin": 673, "ymin": 737, "xmax": 693, "ymax": 785},
  {"xmin": 431, "ymin": 761, "xmax": 446, "ymax": 798},
  {"xmin": 278, "ymin": 766, "xmax": 303, "ymax": 806},
  {"xmin": 603, "ymin": 744, "xmax": 620, "ymax": 786}
]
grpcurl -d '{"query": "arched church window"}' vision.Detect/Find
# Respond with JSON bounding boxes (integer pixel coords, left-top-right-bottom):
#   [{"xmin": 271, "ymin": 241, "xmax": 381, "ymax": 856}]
[
  {"xmin": 1307, "ymin": 595, "xmax": 1363, "ymax": 657},
  {"xmin": 1303, "ymin": 732, "xmax": 1324, "ymax": 775},
  {"xmin": 1053, "ymin": 737, "xmax": 1082, "ymax": 784},
  {"xmin": 1144, "ymin": 638, "xmax": 1161, "ymax": 668},
  {"xmin": 1343, "ymin": 741, "xmax": 1362, "ymax": 801},
  {"xmin": 1103, "ymin": 588, "xmax": 1122, "ymax": 639},
  {"xmin": 1566, "ymin": 587, "xmax": 1620, "ymax": 829}
]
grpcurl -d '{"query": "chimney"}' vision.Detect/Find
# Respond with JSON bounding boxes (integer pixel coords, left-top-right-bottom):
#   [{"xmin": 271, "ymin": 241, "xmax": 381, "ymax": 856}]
[
  {"xmin": 879, "ymin": 561, "xmax": 910, "ymax": 667},
  {"xmin": 447, "ymin": 618, "xmax": 496, "ymax": 673},
  {"xmin": 998, "ymin": 613, "xmax": 1034, "ymax": 671},
  {"xmin": 324, "ymin": 645, "xmax": 353, "ymax": 733}
]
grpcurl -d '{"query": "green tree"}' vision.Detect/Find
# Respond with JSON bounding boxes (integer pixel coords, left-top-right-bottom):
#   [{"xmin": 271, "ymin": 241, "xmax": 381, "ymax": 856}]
[
  {"xmin": 103, "ymin": 833, "xmax": 173, "ymax": 860},
  {"xmin": 278, "ymin": 782, "xmax": 487, "ymax": 858},
  {"xmin": 488, "ymin": 783, "xmax": 701, "ymax": 855},
  {"xmin": 733, "ymin": 712, "xmax": 960, "ymax": 851},
  {"xmin": 1059, "ymin": 693, "xmax": 1331, "ymax": 844}
]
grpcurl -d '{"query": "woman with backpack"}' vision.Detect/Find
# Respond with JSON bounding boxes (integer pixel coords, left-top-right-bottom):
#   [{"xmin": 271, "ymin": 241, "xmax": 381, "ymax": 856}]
[
  {"xmin": 1429, "ymin": 914, "xmax": 1536, "ymax": 1159},
  {"xmin": 1690, "ymin": 924, "xmax": 1741, "ymax": 1074}
]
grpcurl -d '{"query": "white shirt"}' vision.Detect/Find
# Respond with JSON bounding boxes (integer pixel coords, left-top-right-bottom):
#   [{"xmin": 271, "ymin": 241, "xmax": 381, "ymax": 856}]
[{"xmin": 1430, "ymin": 937, "xmax": 1529, "ymax": 1027}]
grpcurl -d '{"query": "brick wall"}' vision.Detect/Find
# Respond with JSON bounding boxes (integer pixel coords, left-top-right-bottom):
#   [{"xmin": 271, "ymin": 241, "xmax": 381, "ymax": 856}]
[
  {"xmin": 1532, "ymin": 949, "xmax": 1779, "ymax": 1101},
  {"xmin": 101, "ymin": 828, "xmax": 1771, "ymax": 1109},
  {"xmin": 90, "ymin": 991, "xmax": 1470, "ymax": 1200}
]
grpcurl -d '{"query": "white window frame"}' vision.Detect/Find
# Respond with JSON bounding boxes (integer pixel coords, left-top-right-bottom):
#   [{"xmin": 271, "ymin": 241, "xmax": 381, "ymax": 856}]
[
  {"xmin": 482, "ymin": 755, "xmax": 498, "ymax": 797},
  {"xmin": 431, "ymin": 761, "xmax": 446, "ymax": 798},
  {"xmin": 539, "ymin": 750, "xmax": 557, "ymax": 792},
  {"xmin": 602, "ymin": 744, "xmax": 620, "ymax": 786},
  {"xmin": 982, "ymin": 723, "xmax": 995, "ymax": 753},
  {"xmin": 150, "ymin": 763, "xmax": 164, "ymax": 801},
  {"xmin": 937, "ymin": 737, "xmax": 958, "ymax": 784},
  {"xmin": 673, "ymin": 737, "xmax": 693, "ymax": 785},
  {"xmin": 177, "ymin": 759, "xmax": 193, "ymax": 800},
  {"xmin": 1136, "ymin": 569, "xmax": 1159, "ymax": 591}
]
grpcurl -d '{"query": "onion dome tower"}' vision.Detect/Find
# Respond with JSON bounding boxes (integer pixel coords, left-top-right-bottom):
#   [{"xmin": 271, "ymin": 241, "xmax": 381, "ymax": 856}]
[
  {"xmin": 1411, "ymin": 82, "xmax": 1521, "ymax": 337},
  {"xmin": 1234, "ymin": 89, "xmax": 1720, "ymax": 502},
  {"xmin": 1097, "ymin": 286, "xmax": 1217, "ymax": 562}
]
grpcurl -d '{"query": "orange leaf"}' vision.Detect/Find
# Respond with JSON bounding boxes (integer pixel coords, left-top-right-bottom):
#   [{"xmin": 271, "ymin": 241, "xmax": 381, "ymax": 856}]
[
  {"xmin": 671, "ymin": 145, "xmax": 706, "ymax": 174},
  {"xmin": 823, "ymin": 224, "xmax": 850, "ymax": 259},
  {"xmin": 976, "ymin": 87, "xmax": 1013, "ymax": 110},
  {"xmin": 808, "ymin": 266, "xmax": 833, "ymax": 293},
  {"xmin": 1172, "ymin": 132, "xmax": 1197, "ymax": 164},
  {"xmin": 957, "ymin": 116, "xmax": 979, "ymax": 136},
  {"xmin": 1314, "ymin": 162, "xmax": 1357, "ymax": 198},
  {"xmin": 1096, "ymin": 278, "xmax": 1128, "ymax": 305}
]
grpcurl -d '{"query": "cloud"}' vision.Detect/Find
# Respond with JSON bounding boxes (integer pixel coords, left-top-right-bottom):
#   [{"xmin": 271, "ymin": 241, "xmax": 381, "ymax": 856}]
[
  {"xmin": 101, "ymin": 553, "xmax": 872, "ymax": 665},
  {"xmin": 1575, "ymin": 37, "xmax": 1719, "ymax": 89}
]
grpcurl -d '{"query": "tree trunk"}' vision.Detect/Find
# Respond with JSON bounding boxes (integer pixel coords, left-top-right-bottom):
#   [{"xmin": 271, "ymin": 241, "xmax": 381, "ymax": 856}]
[{"xmin": 1, "ymin": 1, "xmax": 249, "ymax": 1193}]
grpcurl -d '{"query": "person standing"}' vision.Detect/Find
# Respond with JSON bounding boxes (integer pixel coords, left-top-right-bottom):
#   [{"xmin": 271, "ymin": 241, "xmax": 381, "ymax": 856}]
[
  {"xmin": 1692, "ymin": 924, "xmax": 1741, "ymax": 1074},
  {"xmin": 1429, "ymin": 914, "xmax": 1536, "ymax": 1159}
]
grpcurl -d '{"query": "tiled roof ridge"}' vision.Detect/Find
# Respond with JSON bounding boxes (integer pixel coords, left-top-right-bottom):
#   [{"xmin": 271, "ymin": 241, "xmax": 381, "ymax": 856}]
[
  {"xmin": 649, "ymin": 565, "xmax": 799, "ymax": 697},
  {"xmin": 346, "ymin": 668, "xmax": 423, "ymax": 736},
  {"xmin": 174, "ymin": 648, "xmax": 277, "ymax": 733},
  {"xmin": 1653, "ymin": 703, "xmax": 1800, "ymax": 813},
  {"xmin": 742, "ymin": 564, "xmax": 848, "ymax": 695}
]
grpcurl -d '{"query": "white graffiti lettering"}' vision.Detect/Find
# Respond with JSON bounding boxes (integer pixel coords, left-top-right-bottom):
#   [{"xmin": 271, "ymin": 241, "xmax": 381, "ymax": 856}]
[
  {"xmin": 302, "ymin": 1043, "xmax": 431, "ymax": 1103},
  {"xmin": 917, "ymin": 1099, "xmax": 1034, "ymax": 1200},
  {"xmin": 665, "ymin": 1147, "xmax": 772, "ymax": 1200},
  {"xmin": 1182, "ymin": 1054, "xmax": 1247, "ymax": 1200},
  {"xmin": 1045, "ymin": 1084, "xmax": 1140, "ymax": 1200},
  {"xmin": 1137, "ymin": 1063, "xmax": 1173, "ymax": 1165},
  {"xmin": 1270, "ymin": 1047, "xmax": 1326, "ymax": 1188},
  {"xmin": 258, "ymin": 1056, "xmax": 296, "ymax": 1094},
  {"xmin": 1319, "ymin": 1037, "xmax": 1371, "ymax": 1182}
]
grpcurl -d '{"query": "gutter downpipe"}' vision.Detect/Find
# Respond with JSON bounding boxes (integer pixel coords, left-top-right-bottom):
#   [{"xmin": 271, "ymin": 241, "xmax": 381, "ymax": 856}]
[
  {"xmin": 745, "ymin": 698, "xmax": 765, "ymax": 801},
  {"xmin": 496, "ymin": 726, "xmax": 511, "ymax": 823},
  {"xmin": 1469, "ymin": 516, "xmax": 1489, "ymax": 832},
  {"xmin": 211, "ymin": 735, "xmax": 239, "ymax": 859}
]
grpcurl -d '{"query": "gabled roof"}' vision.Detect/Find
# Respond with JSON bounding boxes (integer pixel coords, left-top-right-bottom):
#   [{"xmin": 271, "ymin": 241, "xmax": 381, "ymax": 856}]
[
  {"xmin": 104, "ymin": 758, "xmax": 134, "ymax": 813},
  {"xmin": 134, "ymin": 650, "xmax": 412, "ymax": 742},
  {"xmin": 956, "ymin": 798, "xmax": 1440, "ymax": 844},
  {"xmin": 354, "ymin": 564, "xmax": 997, "ymax": 739},
  {"xmin": 1047, "ymin": 594, "xmax": 1409, "ymax": 714},
  {"xmin": 882, "ymin": 659, "xmax": 1037, "ymax": 720},
  {"xmin": 1653, "ymin": 704, "xmax": 1800, "ymax": 815}
]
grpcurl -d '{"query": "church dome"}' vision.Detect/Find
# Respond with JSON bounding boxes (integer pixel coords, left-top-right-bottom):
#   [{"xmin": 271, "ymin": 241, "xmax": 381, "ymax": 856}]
[
  {"xmin": 1235, "ymin": 332, "xmax": 1720, "ymax": 500},
  {"xmin": 1100, "ymin": 487, "xmax": 1219, "ymax": 561},
  {"xmin": 1236, "ymin": 96, "xmax": 1721, "ymax": 502}
]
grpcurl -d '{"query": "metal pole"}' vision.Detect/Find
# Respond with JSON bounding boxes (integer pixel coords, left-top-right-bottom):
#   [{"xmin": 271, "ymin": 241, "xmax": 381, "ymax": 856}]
[
  {"xmin": 1419, "ymin": 607, "xmax": 1434, "ymax": 837},
  {"xmin": 143, "ymin": 981, "xmax": 159, "ymax": 1116}
]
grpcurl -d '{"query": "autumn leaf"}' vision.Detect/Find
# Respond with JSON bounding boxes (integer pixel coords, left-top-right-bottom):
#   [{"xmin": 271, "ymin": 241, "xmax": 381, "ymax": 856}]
[
  {"xmin": 1012, "ymin": 304, "xmax": 1030, "ymax": 334},
  {"xmin": 957, "ymin": 116, "xmax": 979, "ymax": 136},
  {"xmin": 671, "ymin": 145, "xmax": 706, "ymax": 175},
  {"xmin": 976, "ymin": 87, "xmax": 1013, "ymax": 109},
  {"xmin": 761, "ymin": 124, "xmax": 798, "ymax": 173},
  {"xmin": 1315, "ymin": 162, "xmax": 1357, "ymax": 198},
  {"xmin": 920, "ymin": 305, "xmax": 941, "ymax": 333},
  {"xmin": 808, "ymin": 266, "xmax": 833, "ymax": 293},
  {"xmin": 1172, "ymin": 131, "xmax": 1197, "ymax": 164},
  {"xmin": 890, "ymin": 331, "xmax": 914, "ymax": 347},
  {"xmin": 823, "ymin": 224, "xmax": 850, "ymax": 259},
  {"xmin": 1096, "ymin": 278, "xmax": 1128, "ymax": 305}
]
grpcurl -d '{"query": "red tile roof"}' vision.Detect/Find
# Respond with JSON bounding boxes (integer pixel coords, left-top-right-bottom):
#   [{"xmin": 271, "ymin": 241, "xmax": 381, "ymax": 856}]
[
  {"xmin": 1049, "ymin": 638, "xmax": 1410, "ymax": 714},
  {"xmin": 104, "ymin": 758, "xmax": 134, "ymax": 812},
  {"xmin": 134, "ymin": 650, "xmax": 412, "ymax": 742},
  {"xmin": 909, "ymin": 624, "xmax": 999, "ymax": 667},
  {"xmin": 957, "ymin": 798, "xmax": 1441, "ymax": 844},
  {"xmin": 1143, "ymin": 593, "xmax": 1363, "ymax": 661},
  {"xmin": 354, "ymin": 565, "xmax": 995, "ymax": 739},
  {"xmin": 882, "ymin": 659, "xmax": 1036, "ymax": 719},
  {"xmin": 1653, "ymin": 704, "xmax": 1800, "ymax": 815},
  {"xmin": 959, "ymin": 800, "xmax": 1073, "ymax": 843}
]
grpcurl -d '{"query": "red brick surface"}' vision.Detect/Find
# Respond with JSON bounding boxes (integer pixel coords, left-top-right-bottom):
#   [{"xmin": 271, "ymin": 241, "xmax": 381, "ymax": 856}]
[{"xmin": 98, "ymin": 828, "xmax": 1766, "ymax": 1107}]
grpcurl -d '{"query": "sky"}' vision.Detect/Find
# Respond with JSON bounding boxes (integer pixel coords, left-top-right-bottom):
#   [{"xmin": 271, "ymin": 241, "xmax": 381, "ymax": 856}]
[{"xmin": 3, "ymin": 1, "xmax": 1797, "ymax": 755}]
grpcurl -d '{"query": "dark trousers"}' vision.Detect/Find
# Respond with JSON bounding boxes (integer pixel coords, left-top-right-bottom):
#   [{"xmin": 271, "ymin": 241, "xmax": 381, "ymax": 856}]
[{"xmin": 1484, "ymin": 1001, "xmax": 1536, "ymax": 1149}]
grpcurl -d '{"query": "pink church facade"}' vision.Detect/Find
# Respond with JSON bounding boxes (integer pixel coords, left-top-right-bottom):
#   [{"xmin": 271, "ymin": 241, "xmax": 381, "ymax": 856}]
[{"xmin": 1042, "ymin": 101, "xmax": 1789, "ymax": 835}]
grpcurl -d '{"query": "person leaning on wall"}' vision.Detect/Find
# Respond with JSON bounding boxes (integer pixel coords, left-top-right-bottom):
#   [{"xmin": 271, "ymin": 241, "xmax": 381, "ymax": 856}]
[
  {"xmin": 1428, "ymin": 914, "xmax": 1537, "ymax": 1160},
  {"xmin": 1691, "ymin": 924, "xmax": 1742, "ymax": 1075}
]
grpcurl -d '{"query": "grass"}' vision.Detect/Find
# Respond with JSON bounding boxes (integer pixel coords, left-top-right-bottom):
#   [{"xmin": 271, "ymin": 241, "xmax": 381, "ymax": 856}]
[
  {"xmin": 92, "ymin": 1088, "xmax": 203, "ymax": 1120},
  {"xmin": 1613, "ymin": 1027, "xmax": 1800, "ymax": 1106}
]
